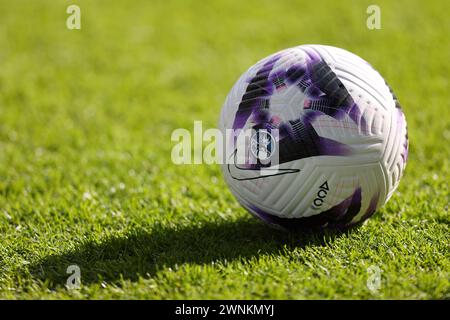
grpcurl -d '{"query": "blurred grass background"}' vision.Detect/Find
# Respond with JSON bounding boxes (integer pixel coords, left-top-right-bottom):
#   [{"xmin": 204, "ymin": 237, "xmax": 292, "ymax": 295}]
[{"xmin": 0, "ymin": 0, "xmax": 448, "ymax": 299}]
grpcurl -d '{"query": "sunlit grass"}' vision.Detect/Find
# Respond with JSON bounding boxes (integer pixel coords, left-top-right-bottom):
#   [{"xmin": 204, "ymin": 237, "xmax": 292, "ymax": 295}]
[{"xmin": 0, "ymin": 0, "xmax": 448, "ymax": 299}]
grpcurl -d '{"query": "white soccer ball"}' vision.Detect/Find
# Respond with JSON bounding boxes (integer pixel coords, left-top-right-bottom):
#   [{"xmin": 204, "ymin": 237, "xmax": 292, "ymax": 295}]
[{"xmin": 219, "ymin": 44, "xmax": 408, "ymax": 230}]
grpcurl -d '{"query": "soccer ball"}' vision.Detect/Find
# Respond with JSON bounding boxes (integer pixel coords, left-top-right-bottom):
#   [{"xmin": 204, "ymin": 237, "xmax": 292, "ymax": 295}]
[{"xmin": 219, "ymin": 45, "xmax": 408, "ymax": 230}]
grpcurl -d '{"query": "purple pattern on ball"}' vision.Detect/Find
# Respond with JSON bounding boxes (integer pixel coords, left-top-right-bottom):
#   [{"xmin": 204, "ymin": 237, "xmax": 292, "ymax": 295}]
[
  {"xmin": 352, "ymin": 192, "xmax": 380, "ymax": 227},
  {"xmin": 232, "ymin": 54, "xmax": 282, "ymax": 131},
  {"xmin": 230, "ymin": 47, "xmax": 372, "ymax": 169},
  {"xmin": 249, "ymin": 187, "xmax": 364, "ymax": 230},
  {"xmin": 396, "ymin": 108, "xmax": 409, "ymax": 164}
]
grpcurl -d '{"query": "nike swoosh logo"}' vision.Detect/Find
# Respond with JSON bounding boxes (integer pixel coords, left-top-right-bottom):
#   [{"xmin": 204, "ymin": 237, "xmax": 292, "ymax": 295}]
[{"xmin": 227, "ymin": 149, "xmax": 300, "ymax": 181}]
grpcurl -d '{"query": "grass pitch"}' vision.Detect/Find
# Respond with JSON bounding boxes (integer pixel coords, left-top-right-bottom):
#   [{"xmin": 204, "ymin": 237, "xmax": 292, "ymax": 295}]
[{"xmin": 0, "ymin": 0, "xmax": 448, "ymax": 299}]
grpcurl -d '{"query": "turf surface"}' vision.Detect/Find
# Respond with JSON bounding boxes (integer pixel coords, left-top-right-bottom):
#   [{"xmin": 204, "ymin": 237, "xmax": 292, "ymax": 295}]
[{"xmin": 0, "ymin": 0, "xmax": 448, "ymax": 299}]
